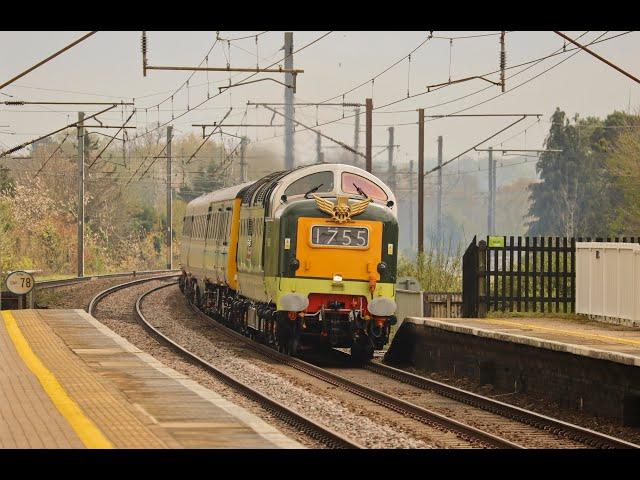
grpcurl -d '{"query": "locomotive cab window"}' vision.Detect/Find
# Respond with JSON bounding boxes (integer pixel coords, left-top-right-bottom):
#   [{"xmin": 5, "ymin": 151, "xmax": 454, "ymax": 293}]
[
  {"xmin": 284, "ymin": 171, "xmax": 334, "ymax": 197},
  {"xmin": 341, "ymin": 172, "xmax": 388, "ymax": 201}
]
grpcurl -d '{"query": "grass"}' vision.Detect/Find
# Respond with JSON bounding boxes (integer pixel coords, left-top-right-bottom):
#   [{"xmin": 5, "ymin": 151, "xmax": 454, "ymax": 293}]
[
  {"xmin": 489, "ymin": 310, "xmax": 583, "ymax": 321},
  {"xmin": 34, "ymin": 288, "xmax": 65, "ymax": 307}
]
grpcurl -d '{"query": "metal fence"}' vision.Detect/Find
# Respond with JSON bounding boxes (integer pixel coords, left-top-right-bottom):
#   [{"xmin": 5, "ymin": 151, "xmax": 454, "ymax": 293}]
[{"xmin": 462, "ymin": 235, "xmax": 640, "ymax": 317}]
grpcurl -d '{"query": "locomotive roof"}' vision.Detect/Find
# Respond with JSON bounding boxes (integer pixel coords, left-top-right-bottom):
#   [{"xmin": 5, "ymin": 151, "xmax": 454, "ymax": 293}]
[
  {"xmin": 185, "ymin": 164, "xmax": 397, "ymax": 217},
  {"xmin": 186, "ymin": 181, "xmax": 255, "ymax": 215}
]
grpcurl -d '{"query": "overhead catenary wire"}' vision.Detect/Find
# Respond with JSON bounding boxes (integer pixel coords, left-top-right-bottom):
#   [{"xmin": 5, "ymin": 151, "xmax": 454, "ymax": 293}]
[
  {"xmin": 440, "ymin": 31, "xmax": 610, "ymax": 118},
  {"xmin": 258, "ymin": 31, "xmax": 623, "ymax": 145},
  {"xmin": 185, "ymin": 108, "xmax": 233, "ymax": 164},
  {"xmin": 333, "ymin": 31, "xmax": 603, "ymax": 118},
  {"xmin": 315, "ymin": 33, "xmax": 433, "ymax": 106},
  {"xmin": 0, "ymin": 31, "xmax": 98, "ymax": 91},
  {"xmin": 34, "ymin": 133, "xmax": 70, "ymax": 177},
  {"xmin": 125, "ymin": 142, "xmax": 168, "ymax": 186},
  {"xmin": 424, "ymin": 115, "xmax": 528, "ymax": 176},
  {"xmin": 130, "ymin": 31, "xmax": 333, "ymax": 143},
  {"xmin": 137, "ymin": 35, "xmax": 220, "ymax": 112},
  {"xmin": 6, "ymin": 30, "xmax": 633, "ymax": 190},
  {"xmin": 87, "ymin": 109, "xmax": 136, "ymax": 169},
  {"xmin": 256, "ymin": 32, "xmax": 603, "ymax": 143},
  {"xmin": 258, "ymin": 104, "xmax": 364, "ymax": 158},
  {"xmin": 252, "ymin": 31, "xmax": 603, "ymax": 145},
  {"xmin": 375, "ymin": 31, "xmax": 632, "ymax": 116},
  {"xmin": 216, "ymin": 31, "xmax": 269, "ymax": 42},
  {"xmin": 0, "ymin": 104, "xmax": 117, "ymax": 158},
  {"xmin": 554, "ymin": 31, "xmax": 640, "ymax": 85}
]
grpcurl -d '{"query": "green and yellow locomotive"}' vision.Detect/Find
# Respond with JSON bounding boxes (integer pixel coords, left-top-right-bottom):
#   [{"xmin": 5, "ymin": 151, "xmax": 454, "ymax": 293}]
[{"xmin": 179, "ymin": 164, "xmax": 398, "ymax": 360}]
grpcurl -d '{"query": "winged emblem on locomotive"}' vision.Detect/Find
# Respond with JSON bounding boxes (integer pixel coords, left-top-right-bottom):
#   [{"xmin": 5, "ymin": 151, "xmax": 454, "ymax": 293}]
[{"xmin": 312, "ymin": 194, "xmax": 372, "ymax": 223}]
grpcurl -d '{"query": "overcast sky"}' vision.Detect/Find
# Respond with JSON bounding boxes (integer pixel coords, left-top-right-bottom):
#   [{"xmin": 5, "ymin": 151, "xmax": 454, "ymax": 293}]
[{"xmin": 1, "ymin": 31, "xmax": 638, "ymax": 177}]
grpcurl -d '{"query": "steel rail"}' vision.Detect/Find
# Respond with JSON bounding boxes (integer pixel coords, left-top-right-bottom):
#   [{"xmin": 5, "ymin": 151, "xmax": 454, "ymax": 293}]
[
  {"xmin": 35, "ymin": 269, "xmax": 180, "ymax": 291},
  {"xmin": 178, "ymin": 283, "xmax": 639, "ymax": 449},
  {"xmin": 176, "ymin": 288, "xmax": 521, "ymax": 449},
  {"xmin": 134, "ymin": 283, "xmax": 360, "ymax": 449},
  {"xmin": 360, "ymin": 357, "xmax": 640, "ymax": 450},
  {"xmin": 86, "ymin": 273, "xmax": 180, "ymax": 314}
]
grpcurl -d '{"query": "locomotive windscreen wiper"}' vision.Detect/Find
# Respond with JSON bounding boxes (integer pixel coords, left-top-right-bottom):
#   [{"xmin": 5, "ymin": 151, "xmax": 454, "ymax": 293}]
[
  {"xmin": 353, "ymin": 182, "xmax": 369, "ymax": 199},
  {"xmin": 304, "ymin": 183, "xmax": 324, "ymax": 199}
]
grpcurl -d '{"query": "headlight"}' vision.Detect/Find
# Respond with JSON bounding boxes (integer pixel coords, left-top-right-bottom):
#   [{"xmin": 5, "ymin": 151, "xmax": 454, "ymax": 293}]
[
  {"xmin": 377, "ymin": 262, "xmax": 387, "ymax": 274},
  {"xmin": 289, "ymin": 257, "xmax": 300, "ymax": 270},
  {"xmin": 332, "ymin": 274, "xmax": 343, "ymax": 282}
]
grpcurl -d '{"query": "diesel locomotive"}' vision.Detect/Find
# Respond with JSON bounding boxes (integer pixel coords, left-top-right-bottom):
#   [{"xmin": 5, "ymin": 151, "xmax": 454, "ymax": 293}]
[{"xmin": 179, "ymin": 163, "xmax": 399, "ymax": 360}]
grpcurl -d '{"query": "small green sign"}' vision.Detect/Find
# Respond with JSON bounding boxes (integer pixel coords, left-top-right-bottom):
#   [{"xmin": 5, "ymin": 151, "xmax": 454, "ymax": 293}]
[{"xmin": 488, "ymin": 236, "xmax": 505, "ymax": 248}]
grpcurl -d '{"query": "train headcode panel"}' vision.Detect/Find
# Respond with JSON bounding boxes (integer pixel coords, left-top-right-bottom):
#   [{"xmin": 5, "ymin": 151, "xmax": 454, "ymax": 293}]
[{"xmin": 311, "ymin": 225, "xmax": 369, "ymax": 248}]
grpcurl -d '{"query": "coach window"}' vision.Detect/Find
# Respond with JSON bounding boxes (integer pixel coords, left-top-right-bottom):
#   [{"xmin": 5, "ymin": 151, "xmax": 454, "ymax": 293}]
[
  {"xmin": 284, "ymin": 171, "xmax": 334, "ymax": 198},
  {"xmin": 224, "ymin": 212, "xmax": 231, "ymax": 240},
  {"xmin": 217, "ymin": 212, "xmax": 223, "ymax": 243}
]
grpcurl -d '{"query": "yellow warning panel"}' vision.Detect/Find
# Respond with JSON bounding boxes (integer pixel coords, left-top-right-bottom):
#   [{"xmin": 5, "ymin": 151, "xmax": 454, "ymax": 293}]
[{"xmin": 1, "ymin": 311, "xmax": 113, "ymax": 449}]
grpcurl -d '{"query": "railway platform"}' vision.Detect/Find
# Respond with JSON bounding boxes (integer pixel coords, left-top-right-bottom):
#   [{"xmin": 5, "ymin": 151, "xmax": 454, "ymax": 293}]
[
  {"xmin": 386, "ymin": 315, "xmax": 640, "ymax": 425},
  {"xmin": 401, "ymin": 315, "xmax": 640, "ymax": 366},
  {"xmin": 0, "ymin": 308, "xmax": 302, "ymax": 448}
]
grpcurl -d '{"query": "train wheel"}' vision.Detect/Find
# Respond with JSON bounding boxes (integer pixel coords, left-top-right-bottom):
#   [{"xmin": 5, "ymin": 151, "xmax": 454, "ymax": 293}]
[
  {"xmin": 287, "ymin": 335, "xmax": 300, "ymax": 357},
  {"xmin": 351, "ymin": 338, "xmax": 374, "ymax": 364},
  {"xmin": 193, "ymin": 287, "xmax": 202, "ymax": 308},
  {"xmin": 272, "ymin": 321, "xmax": 283, "ymax": 352},
  {"xmin": 275, "ymin": 315, "xmax": 291, "ymax": 354},
  {"xmin": 264, "ymin": 318, "xmax": 273, "ymax": 346}
]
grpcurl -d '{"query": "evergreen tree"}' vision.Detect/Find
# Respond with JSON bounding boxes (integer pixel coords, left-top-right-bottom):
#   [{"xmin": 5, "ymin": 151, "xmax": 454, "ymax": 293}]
[
  {"xmin": 527, "ymin": 109, "xmax": 611, "ymax": 237},
  {"xmin": 178, "ymin": 159, "xmax": 225, "ymax": 202}
]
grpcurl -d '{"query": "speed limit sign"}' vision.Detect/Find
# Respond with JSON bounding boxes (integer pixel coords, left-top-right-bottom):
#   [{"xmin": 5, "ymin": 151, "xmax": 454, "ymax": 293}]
[{"xmin": 5, "ymin": 271, "xmax": 35, "ymax": 295}]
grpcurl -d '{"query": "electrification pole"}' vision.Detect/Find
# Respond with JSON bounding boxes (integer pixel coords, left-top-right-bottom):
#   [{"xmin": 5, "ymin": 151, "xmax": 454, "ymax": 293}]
[
  {"xmin": 487, "ymin": 146, "xmax": 495, "ymax": 235},
  {"xmin": 284, "ymin": 32, "xmax": 295, "ymax": 169},
  {"xmin": 491, "ymin": 147, "xmax": 496, "ymax": 234},
  {"xmin": 418, "ymin": 108, "xmax": 424, "ymax": 255},
  {"xmin": 436, "ymin": 135, "xmax": 443, "ymax": 245},
  {"xmin": 387, "ymin": 127, "xmax": 395, "ymax": 193},
  {"xmin": 409, "ymin": 160, "xmax": 415, "ymax": 252},
  {"xmin": 365, "ymin": 98, "xmax": 372, "ymax": 173},
  {"xmin": 487, "ymin": 148, "xmax": 492, "ymax": 235},
  {"xmin": 166, "ymin": 125, "xmax": 173, "ymax": 270},
  {"xmin": 240, "ymin": 136, "xmax": 248, "ymax": 182},
  {"xmin": 76, "ymin": 112, "xmax": 85, "ymax": 277},
  {"xmin": 353, "ymin": 106, "xmax": 360, "ymax": 166},
  {"xmin": 316, "ymin": 131, "xmax": 323, "ymax": 164}
]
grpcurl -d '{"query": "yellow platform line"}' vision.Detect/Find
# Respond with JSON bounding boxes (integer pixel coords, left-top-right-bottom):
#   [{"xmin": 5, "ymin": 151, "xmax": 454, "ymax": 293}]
[
  {"xmin": 1, "ymin": 311, "xmax": 113, "ymax": 449},
  {"xmin": 480, "ymin": 317, "xmax": 640, "ymax": 348}
]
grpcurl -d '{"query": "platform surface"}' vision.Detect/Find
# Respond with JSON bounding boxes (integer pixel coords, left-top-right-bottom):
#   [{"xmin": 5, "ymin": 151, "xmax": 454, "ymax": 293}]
[
  {"xmin": 405, "ymin": 315, "xmax": 640, "ymax": 367},
  {"xmin": 0, "ymin": 309, "xmax": 302, "ymax": 449}
]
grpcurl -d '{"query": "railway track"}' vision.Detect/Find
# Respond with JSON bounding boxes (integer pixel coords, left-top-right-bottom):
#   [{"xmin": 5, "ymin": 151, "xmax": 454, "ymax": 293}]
[
  {"xmin": 146, "ymin": 283, "xmax": 520, "ymax": 448},
  {"xmin": 167, "ymin": 282, "xmax": 639, "ymax": 449},
  {"xmin": 360, "ymin": 356, "xmax": 640, "ymax": 449},
  {"xmin": 35, "ymin": 269, "xmax": 180, "ymax": 291},
  {"xmin": 90, "ymin": 278, "xmax": 640, "ymax": 449},
  {"xmin": 88, "ymin": 275, "xmax": 360, "ymax": 449}
]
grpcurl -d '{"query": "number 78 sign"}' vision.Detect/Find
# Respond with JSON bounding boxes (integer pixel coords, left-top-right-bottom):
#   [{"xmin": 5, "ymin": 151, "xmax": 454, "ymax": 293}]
[{"xmin": 5, "ymin": 271, "xmax": 35, "ymax": 295}]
